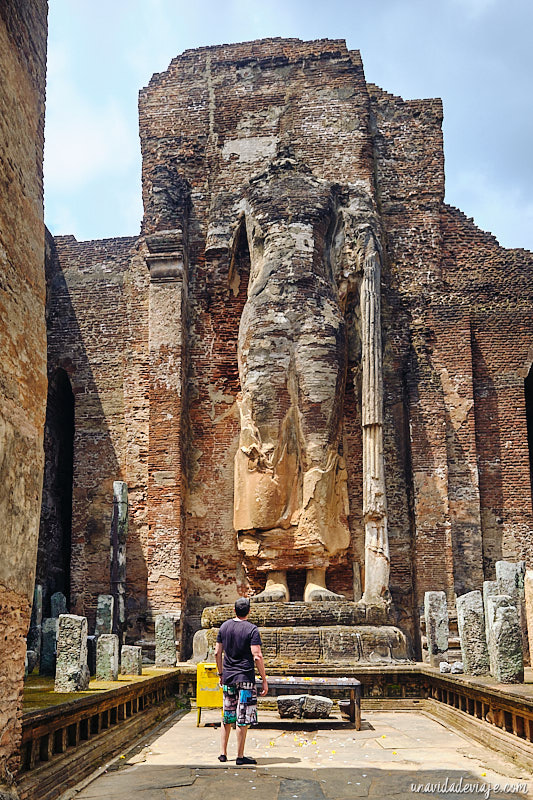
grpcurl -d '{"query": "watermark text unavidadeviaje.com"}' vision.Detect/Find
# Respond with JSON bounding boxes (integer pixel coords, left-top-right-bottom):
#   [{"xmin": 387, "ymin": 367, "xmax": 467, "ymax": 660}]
[{"xmin": 410, "ymin": 777, "xmax": 529, "ymax": 798}]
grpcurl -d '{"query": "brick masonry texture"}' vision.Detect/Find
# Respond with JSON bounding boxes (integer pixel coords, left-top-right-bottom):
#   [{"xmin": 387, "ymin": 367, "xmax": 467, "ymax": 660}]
[
  {"xmin": 43, "ymin": 38, "xmax": 533, "ymax": 657},
  {"xmin": 0, "ymin": 0, "xmax": 48, "ymax": 786}
]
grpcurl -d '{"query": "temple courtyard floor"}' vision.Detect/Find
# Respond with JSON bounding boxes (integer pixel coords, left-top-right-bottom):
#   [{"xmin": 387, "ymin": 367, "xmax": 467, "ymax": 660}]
[{"xmin": 66, "ymin": 708, "xmax": 531, "ymax": 800}]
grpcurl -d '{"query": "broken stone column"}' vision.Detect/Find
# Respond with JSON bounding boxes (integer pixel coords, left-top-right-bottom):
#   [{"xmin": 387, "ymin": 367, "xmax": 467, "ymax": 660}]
[
  {"xmin": 87, "ymin": 635, "xmax": 97, "ymax": 675},
  {"xmin": 496, "ymin": 560, "xmax": 529, "ymax": 666},
  {"xmin": 524, "ymin": 570, "xmax": 533, "ymax": 666},
  {"xmin": 110, "ymin": 481, "xmax": 128, "ymax": 640},
  {"xmin": 121, "ymin": 645, "xmax": 143, "ymax": 675},
  {"xmin": 456, "ymin": 591, "xmax": 489, "ymax": 675},
  {"xmin": 94, "ymin": 594, "xmax": 114, "ymax": 637},
  {"xmin": 487, "ymin": 595, "xmax": 524, "ymax": 683},
  {"xmin": 55, "ymin": 614, "xmax": 90, "ymax": 692},
  {"xmin": 27, "ymin": 583, "xmax": 43, "ymax": 662},
  {"xmin": 155, "ymin": 614, "xmax": 177, "ymax": 667},
  {"xmin": 50, "ymin": 591, "xmax": 67, "ymax": 618},
  {"xmin": 277, "ymin": 694, "xmax": 333, "ymax": 718},
  {"xmin": 424, "ymin": 591, "xmax": 449, "ymax": 666},
  {"xmin": 40, "ymin": 618, "xmax": 59, "ymax": 676},
  {"xmin": 483, "ymin": 580, "xmax": 498, "ymax": 648},
  {"xmin": 96, "ymin": 633, "xmax": 119, "ymax": 680}
]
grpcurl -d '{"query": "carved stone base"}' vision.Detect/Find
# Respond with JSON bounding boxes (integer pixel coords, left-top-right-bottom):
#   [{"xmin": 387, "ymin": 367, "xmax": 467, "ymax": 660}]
[{"xmin": 200, "ymin": 601, "xmax": 391, "ymax": 630}]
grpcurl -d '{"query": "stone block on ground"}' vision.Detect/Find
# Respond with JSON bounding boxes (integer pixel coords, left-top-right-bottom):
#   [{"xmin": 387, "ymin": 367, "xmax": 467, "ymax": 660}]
[
  {"xmin": 94, "ymin": 594, "xmax": 114, "ymax": 637},
  {"xmin": 50, "ymin": 591, "xmax": 67, "ymax": 618},
  {"xmin": 155, "ymin": 614, "xmax": 177, "ymax": 667},
  {"xmin": 487, "ymin": 595, "xmax": 524, "ymax": 683},
  {"xmin": 424, "ymin": 591, "xmax": 449, "ymax": 666},
  {"xmin": 301, "ymin": 694, "xmax": 333, "ymax": 718},
  {"xmin": 40, "ymin": 618, "xmax": 59, "ymax": 676},
  {"xmin": 26, "ymin": 649, "xmax": 38, "ymax": 675},
  {"xmin": 55, "ymin": 614, "xmax": 90, "ymax": 692},
  {"xmin": 439, "ymin": 661, "xmax": 451, "ymax": 673},
  {"xmin": 450, "ymin": 661, "xmax": 464, "ymax": 674},
  {"xmin": 456, "ymin": 590, "xmax": 489, "ymax": 675},
  {"xmin": 277, "ymin": 695, "xmax": 304, "ymax": 718},
  {"xmin": 121, "ymin": 645, "xmax": 143, "ymax": 675},
  {"xmin": 96, "ymin": 633, "xmax": 119, "ymax": 680},
  {"xmin": 483, "ymin": 580, "xmax": 498, "ymax": 647}
]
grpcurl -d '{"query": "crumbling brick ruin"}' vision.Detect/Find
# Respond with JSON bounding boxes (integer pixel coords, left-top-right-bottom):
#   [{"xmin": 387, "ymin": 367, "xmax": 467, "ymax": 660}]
[{"xmin": 2, "ymin": 32, "xmax": 533, "ymax": 788}]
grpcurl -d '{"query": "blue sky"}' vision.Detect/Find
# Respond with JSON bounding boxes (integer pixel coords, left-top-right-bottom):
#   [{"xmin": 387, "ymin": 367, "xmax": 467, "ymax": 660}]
[{"xmin": 44, "ymin": 0, "xmax": 533, "ymax": 250}]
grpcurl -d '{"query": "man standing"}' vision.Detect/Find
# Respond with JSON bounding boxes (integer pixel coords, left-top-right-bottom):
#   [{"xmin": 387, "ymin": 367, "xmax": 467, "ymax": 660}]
[{"xmin": 215, "ymin": 597, "xmax": 268, "ymax": 764}]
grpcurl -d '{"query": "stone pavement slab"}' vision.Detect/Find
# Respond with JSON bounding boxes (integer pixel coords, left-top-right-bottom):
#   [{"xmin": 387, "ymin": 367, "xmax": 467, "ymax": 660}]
[{"xmin": 72, "ymin": 709, "xmax": 532, "ymax": 800}]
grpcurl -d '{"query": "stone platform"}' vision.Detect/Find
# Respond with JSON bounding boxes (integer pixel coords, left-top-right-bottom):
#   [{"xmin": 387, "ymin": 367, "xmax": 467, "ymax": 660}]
[{"xmin": 195, "ymin": 602, "xmax": 411, "ymax": 666}]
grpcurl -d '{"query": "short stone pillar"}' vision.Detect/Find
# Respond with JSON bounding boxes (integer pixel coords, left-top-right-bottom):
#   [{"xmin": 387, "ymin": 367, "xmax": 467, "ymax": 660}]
[
  {"xmin": 96, "ymin": 633, "xmax": 119, "ymax": 680},
  {"xmin": 55, "ymin": 614, "xmax": 90, "ymax": 692},
  {"xmin": 87, "ymin": 635, "xmax": 97, "ymax": 675},
  {"xmin": 456, "ymin": 591, "xmax": 489, "ymax": 675},
  {"xmin": 496, "ymin": 560, "xmax": 529, "ymax": 666},
  {"xmin": 482, "ymin": 580, "xmax": 498, "ymax": 647},
  {"xmin": 487, "ymin": 595, "xmax": 524, "ymax": 683},
  {"xmin": 121, "ymin": 645, "xmax": 143, "ymax": 675},
  {"xmin": 155, "ymin": 614, "xmax": 177, "ymax": 667},
  {"xmin": 94, "ymin": 594, "xmax": 114, "ymax": 637},
  {"xmin": 424, "ymin": 591, "xmax": 449, "ymax": 666},
  {"xmin": 40, "ymin": 618, "xmax": 59, "ymax": 676},
  {"xmin": 27, "ymin": 583, "xmax": 43, "ymax": 661},
  {"xmin": 524, "ymin": 570, "xmax": 533, "ymax": 666},
  {"xmin": 51, "ymin": 591, "xmax": 67, "ymax": 618}
]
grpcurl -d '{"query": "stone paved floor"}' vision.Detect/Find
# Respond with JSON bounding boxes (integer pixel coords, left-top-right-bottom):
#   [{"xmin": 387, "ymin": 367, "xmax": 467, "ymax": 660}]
[{"xmin": 71, "ymin": 709, "xmax": 532, "ymax": 800}]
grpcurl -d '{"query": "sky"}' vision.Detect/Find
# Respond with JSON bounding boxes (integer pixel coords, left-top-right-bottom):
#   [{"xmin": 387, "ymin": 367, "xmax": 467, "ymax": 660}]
[{"xmin": 44, "ymin": 0, "xmax": 533, "ymax": 251}]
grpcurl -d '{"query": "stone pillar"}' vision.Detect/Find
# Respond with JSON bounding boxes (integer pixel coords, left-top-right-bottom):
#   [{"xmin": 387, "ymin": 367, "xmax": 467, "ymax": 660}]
[
  {"xmin": 50, "ymin": 591, "xmax": 67, "ymax": 618},
  {"xmin": 424, "ymin": 591, "xmax": 448, "ymax": 666},
  {"xmin": 40, "ymin": 618, "xmax": 59, "ymax": 677},
  {"xmin": 27, "ymin": 583, "xmax": 43, "ymax": 662},
  {"xmin": 96, "ymin": 633, "xmax": 119, "ymax": 681},
  {"xmin": 524, "ymin": 570, "xmax": 533, "ymax": 666},
  {"xmin": 55, "ymin": 614, "xmax": 90, "ymax": 692},
  {"xmin": 360, "ymin": 232, "xmax": 389, "ymax": 607},
  {"xmin": 482, "ymin": 580, "xmax": 498, "ymax": 649},
  {"xmin": 487, "ymin": 595, "xmax": 524, "ymax": 683},
  {"xmin": 496, "ymin": 560, "xmax": 529, "ymax": 665},
  {"xmin": 121, "ymin": 645, "xmax": 143, "ymax": 675},
  {"xmin": 155, "ymin": 614, "xmax": 177, "ymax": 667},
  {"xmin": 146, "ymin": 231, "xmax": 188, "ymax": 626},
  {"xmin": 110, "ymin": 480, "xmax": 128, "ymax": 641},
  {"xmin": 94, "ymin": 594, "xmax": 114, "ymax": 637},
  {"xmin": 456, "ymin": 591, "xmax": 489, "ymax": 675}
]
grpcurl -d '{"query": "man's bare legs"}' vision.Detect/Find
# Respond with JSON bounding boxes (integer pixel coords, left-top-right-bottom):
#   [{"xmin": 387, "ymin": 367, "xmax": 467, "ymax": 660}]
[
  {"xmin": 236, "ymin": 724, "xmax": 249, "ymax": 758},
  {"xmin": 220, "ymin": 722, "xmax": 232, "ymax": 759},
  {"xmin": 219, "ymin": 723, "xmax": 251, "ymax": 762}
]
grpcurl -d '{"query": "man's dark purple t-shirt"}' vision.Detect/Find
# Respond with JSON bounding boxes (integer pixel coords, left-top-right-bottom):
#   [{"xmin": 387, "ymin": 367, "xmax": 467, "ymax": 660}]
[{"xmin": 217, "ymin": 618, "xmax": 261, "ymax": 685}]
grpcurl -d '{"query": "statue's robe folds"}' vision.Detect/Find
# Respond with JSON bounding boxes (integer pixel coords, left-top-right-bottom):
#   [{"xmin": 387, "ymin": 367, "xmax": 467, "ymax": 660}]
[{"xmin": 231, "ymin": 167, "xmax": 351, "ymax": 572}]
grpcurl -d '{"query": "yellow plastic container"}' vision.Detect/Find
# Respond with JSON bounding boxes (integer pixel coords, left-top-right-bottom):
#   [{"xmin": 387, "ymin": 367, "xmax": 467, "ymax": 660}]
[{"xmin": 196, "ymin": 662, "xmax": 223, "ymax": 726}]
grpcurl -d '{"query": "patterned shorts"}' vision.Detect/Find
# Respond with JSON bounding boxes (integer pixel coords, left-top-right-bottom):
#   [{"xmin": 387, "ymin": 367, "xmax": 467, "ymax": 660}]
[{"xmin": 222, "ymin": 681, "xmax": 258, "ymax": 727}]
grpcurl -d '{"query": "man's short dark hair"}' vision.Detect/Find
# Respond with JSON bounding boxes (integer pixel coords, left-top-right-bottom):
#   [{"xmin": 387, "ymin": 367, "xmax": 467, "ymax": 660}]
[{"xmin": 235, "ymin": 597, "xmax": 250, "ymax": 618}]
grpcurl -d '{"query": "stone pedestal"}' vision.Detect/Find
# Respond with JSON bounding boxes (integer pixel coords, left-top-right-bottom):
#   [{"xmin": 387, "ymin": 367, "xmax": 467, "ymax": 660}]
[
  {"xmin": 40, "ymin": 618, "xmax": 59, "ymax": 676},
  {"xmin": 487, "ymin": 595, "xmax": 523, "ymax": 683},
  {"xmin": 424, "ymin": 591, "xmax": 448, "ymax": 666},
  {"xmin": 94, "ymin": 594, "xmax": 114, "ymax": 637},
  {"xmin": 456, "ymin": 591, "xmax": 489, "ymax": 675},
  {"xmin": 155, "ymin": 614, "xmax": 177, "ymax": 667},
  {"xmin": 55, "ymin": 614, "xmax": 90, "ymax": 692},
  {"xmin": 198, "ymin": 602, "xmax": 411, "ymax": 667},
  {"xmin": 51, "ymin": 592, "xmax": 67, "ymax": 618},
  {"xmin": 96, "ymin": 634, "xmax": 119, "ymax": 680},
  {"xmin": 121, "ymin": 645, "xmax": 143, "ymax": 675}
]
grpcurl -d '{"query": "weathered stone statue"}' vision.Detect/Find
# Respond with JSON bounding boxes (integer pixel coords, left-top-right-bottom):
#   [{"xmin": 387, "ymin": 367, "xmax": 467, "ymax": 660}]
[{"xmin": 208, "ymin": 148, "xmax": 389, "ymax": 606}]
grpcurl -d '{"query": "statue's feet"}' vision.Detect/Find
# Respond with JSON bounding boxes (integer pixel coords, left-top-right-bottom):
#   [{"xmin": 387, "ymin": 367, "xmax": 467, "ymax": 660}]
[
  {"xmin": 304, "ymin": 584, "xmax": 345, "ymax": 602},
  {"xmin": 303, "ymin": 568, "xmax": 344, "ymax": 603},
  {"xmin": 250, "ymin": 570, "xmax": 289, "ymax": 603}
]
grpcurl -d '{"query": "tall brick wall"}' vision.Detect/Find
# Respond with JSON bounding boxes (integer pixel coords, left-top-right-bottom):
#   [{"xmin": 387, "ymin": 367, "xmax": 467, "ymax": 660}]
[
  {"xmin": 42, "ymin": 38, "xmax": 533, "ymax": 658},
  {"xmin": 0, "ymin": 0, "xmax": 48, "ymax": 790}
]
